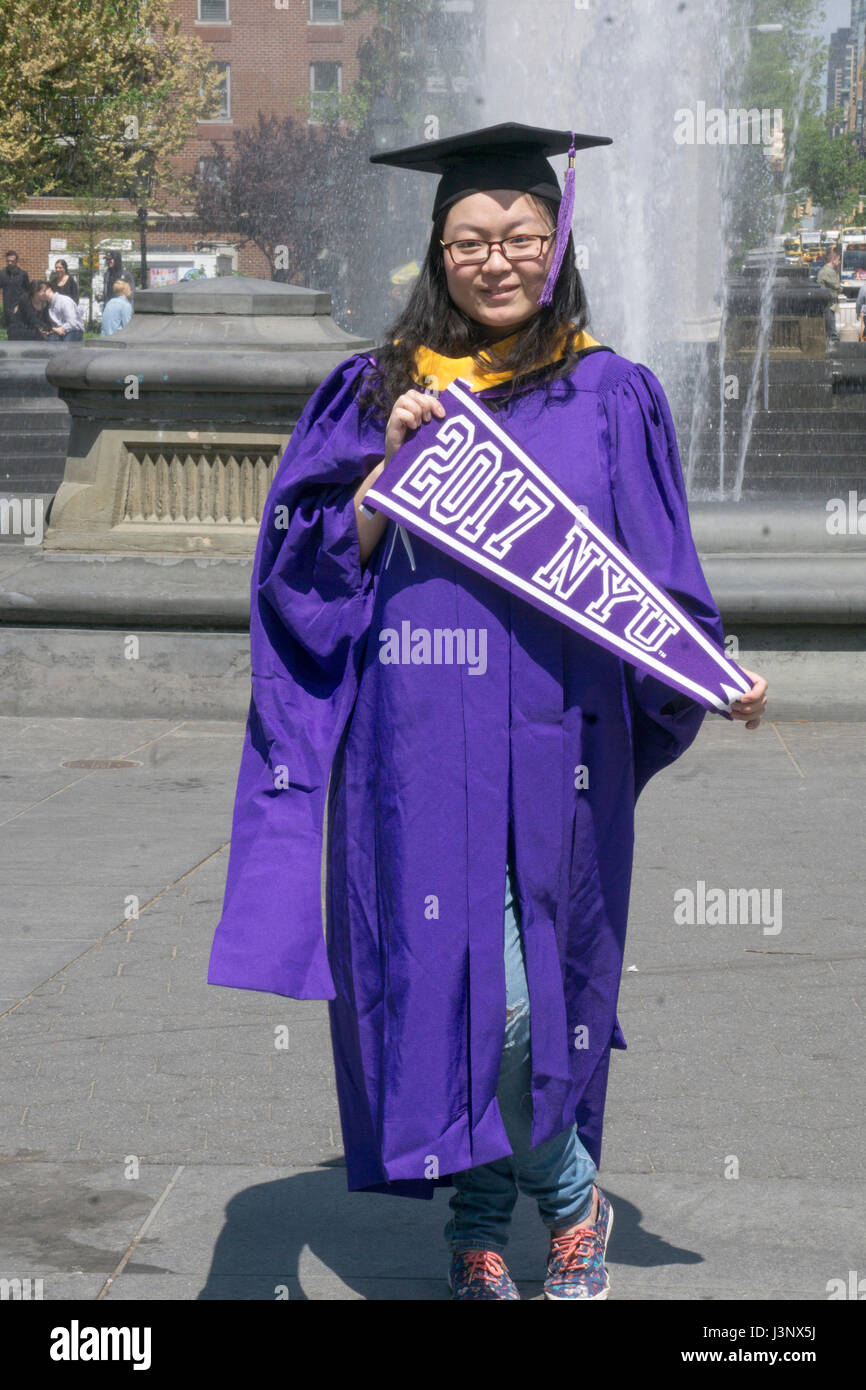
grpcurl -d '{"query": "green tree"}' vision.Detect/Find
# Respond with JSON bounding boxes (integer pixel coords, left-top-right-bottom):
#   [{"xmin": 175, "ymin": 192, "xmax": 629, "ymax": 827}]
[
  {"xmin": 193, "ymin": 114, "xmax": 340, "ymax": 282},
  {"xmin": 718, "ymin": 0, "xmax": 831, "ymax": 270},
  {"xmin": 792, "ymin": 111, "xmax": 866, "ymax": 221},
  {"xmin": 192, "ymin": 113, "xmax": 383, "ymax": 316},
  {"xmin": 0, "ymin": 0, "xmax": 223, "ymax": 216}
]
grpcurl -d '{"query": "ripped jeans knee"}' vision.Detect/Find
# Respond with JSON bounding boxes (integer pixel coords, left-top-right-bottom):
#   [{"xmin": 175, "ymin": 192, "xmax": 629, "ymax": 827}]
[{"xmin": 503, "ymin": 997, "xmax": 530, "ymax": 1051}]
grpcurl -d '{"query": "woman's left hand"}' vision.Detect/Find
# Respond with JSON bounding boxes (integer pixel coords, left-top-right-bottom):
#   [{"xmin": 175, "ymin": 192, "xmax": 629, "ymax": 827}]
[{"xmin": 729, "ymin": 666, "xmax": 768, "ymax": 730}]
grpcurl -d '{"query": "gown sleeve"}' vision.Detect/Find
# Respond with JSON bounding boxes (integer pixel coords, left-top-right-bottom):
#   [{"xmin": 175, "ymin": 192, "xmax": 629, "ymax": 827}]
[
  {"xmin": 207, "ymin": 352, "xmax": 385, "ymax": 999},
  {"xmin": 601, "ymin": 360, "xmax": 727, "ymax": 799}
]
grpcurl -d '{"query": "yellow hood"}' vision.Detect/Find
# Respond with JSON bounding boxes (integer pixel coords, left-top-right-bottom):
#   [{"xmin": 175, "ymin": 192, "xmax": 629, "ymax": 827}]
[{"xmin": 408, "ymin": 325, "xmax": 599, "ymax": 393}]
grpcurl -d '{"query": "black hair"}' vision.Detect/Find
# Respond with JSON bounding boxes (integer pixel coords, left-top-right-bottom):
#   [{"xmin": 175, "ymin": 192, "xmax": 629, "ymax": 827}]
[
  {"xmin": 355, "ymin": 193, "xmax": 592, "ymax": 427},
  {"xmin": 53, "ymin": 258, "xmax": 69, "ymax": 272}
]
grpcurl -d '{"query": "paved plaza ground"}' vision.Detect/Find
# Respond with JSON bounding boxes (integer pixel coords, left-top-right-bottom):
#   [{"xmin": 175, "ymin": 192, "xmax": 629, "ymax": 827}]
[{"xmin": 1, "ymin": 713, "xmax": 863, "ymax": 1300}]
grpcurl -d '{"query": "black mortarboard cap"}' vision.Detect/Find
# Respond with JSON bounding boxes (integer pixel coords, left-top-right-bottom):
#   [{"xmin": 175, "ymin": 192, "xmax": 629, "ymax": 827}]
[
  {"xmin": 370, "ymin": 121, "xmax": 612, "ymax": 306},
  {"xmin": 370, "ymin": 121, "xmax": 611, "ymax": 218}
]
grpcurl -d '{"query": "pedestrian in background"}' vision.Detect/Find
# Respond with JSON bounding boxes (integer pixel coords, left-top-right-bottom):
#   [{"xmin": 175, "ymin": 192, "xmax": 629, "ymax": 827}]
[
  {"xmin": 39, "ymin": 283, "xmax": 85, "ymax": 342},
  {"xmin": 100, "ymin": 250, "xmax": 135, "ymax": 304},
  {"xmin": 0, "ymin": 249, "xmax": 31, "ymax": 330},
  {"xmin": 100, "ymin": 280, "xmax": 133, "ymax": 337},
  {"xmin": 7, "ymin": 280, "xmax": 52, "ymax": 340},
  {"xmin": 855, "ymin": 278, "xmax": 866, "ymax": 342},
  {"xmin": 48, "ymin": 259, "xmax": 79, "ymax": 304},
  {"xmin": 817, "ymin": 247, "xmax": 841, "ymax": 342}
]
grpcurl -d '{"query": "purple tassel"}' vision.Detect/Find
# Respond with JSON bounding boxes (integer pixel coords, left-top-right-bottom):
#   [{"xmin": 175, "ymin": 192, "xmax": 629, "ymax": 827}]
[{"xmin": 537, "ymin": 131, "xmax": 576, "ymax": 308}]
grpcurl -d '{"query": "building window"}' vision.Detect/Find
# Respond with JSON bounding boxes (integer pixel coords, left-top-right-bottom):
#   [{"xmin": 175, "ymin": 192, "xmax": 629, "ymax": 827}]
[
  {"xmin": 309, "ymin": 62, "xmax": 341, "ymax": 123},
  {"xmin": 202, "ymin": 62, "xmax": 230, "ymax": 121},
  {"xmin": 197, "ymin": 155, "xmax": 229, "ymax": 184},
  {"xmin": 310, "ymin": 0, "xmax": 341, "ymax": 21},
  {"xmin": 199, "ymin": 0, "xmax": 229, "ymax": 19}
]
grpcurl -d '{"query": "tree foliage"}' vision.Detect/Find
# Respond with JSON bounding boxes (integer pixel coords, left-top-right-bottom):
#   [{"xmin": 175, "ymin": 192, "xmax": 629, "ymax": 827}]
[
  {"xmin": 0, "ymin": 0, "xmax": 223, "ymax": 218},
  {"xmin": 193, "ymin": 113, "xmax": 380, "ymax": 303},
  {"xmin": 725, "ymin": 0, "xmax": 866, "ymax": 231},
  {"xmin": 792, "ymin": 112, "xmax": 866, "ymax": 220}
]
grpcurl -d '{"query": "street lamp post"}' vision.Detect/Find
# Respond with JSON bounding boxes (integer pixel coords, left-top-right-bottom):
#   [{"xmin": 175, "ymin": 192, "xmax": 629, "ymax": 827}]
[
  {"xmin": 136, "ymin": 205, "xmax": 149, "ymax": 289},
  {"xmin": 126, "ymin": 146, "xmax": 157, "ymax": 290}
]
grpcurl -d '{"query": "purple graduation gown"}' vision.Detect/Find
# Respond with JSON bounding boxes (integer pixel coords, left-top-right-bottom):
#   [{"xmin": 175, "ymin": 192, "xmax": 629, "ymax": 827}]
[{"xmin": 207, "ymin": 345, "xmax": 725, "ymax": 1199}]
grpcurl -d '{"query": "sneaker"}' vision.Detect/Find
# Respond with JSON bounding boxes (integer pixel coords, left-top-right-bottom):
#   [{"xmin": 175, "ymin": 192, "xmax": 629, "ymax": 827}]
[
  {"xmin": 448, "ymin": 1249, "xmax": 520, "ymax": 1300},
  {"xmin": 543, "ymin": 1185, "xmax": 613, "ymax": 1300}
]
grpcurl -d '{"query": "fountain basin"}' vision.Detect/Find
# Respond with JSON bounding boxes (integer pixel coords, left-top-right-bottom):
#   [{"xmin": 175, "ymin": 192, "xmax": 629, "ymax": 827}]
[{"xmin": 42, "ymin": 278, "xmax": 374, "ymax": 554}]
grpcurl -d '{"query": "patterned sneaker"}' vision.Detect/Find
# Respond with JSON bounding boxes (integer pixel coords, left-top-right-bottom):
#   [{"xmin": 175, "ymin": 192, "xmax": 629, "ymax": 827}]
[
  {"xmin": 543, "ymin": 1185, "xmax": 613, "ymax": 1300},
  {"xmin": 449, "ymin": 1249, "xmax": 521, "ymax": 1300}
]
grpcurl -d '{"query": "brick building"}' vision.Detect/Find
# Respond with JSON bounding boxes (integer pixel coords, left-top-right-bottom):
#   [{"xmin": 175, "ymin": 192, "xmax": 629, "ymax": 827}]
[{"xmin": 1, "ymin": 0, "xmax": 380, "ymax": 295}]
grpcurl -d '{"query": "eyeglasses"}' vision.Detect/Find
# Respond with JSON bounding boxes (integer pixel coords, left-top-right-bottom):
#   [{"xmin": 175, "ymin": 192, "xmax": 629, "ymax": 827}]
[{"xmin": 440, "ymin": 233, "xmax": 554, "ymax": 266}]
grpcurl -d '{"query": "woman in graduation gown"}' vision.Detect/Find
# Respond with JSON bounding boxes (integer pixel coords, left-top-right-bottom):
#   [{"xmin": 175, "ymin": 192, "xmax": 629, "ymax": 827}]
[{"xmin": 208, "ymin": 123, "xmax": 768, "ymax": 1300}]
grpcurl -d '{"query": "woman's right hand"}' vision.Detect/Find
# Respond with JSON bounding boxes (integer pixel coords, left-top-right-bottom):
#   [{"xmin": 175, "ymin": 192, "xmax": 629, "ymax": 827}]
[
  {"xmin": 383, "ymin": 389, "xmax": 446, "ymax": 465},
  {"xmin": 354, "ymin": 390, "xmax": 447, "ymax": 568}
]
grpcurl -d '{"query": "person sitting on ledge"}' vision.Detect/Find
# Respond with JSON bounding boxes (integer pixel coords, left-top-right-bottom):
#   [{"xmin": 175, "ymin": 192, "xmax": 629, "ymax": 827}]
[{"xmin": 100, "ymin": 280, "xmax": 133, "ymax": 337}]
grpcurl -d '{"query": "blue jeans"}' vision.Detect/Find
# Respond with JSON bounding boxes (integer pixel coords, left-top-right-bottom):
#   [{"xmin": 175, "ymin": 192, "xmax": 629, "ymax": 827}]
[{"xmin": 444, "ymin": 855, "xmax": 598, "ymax": 1253}]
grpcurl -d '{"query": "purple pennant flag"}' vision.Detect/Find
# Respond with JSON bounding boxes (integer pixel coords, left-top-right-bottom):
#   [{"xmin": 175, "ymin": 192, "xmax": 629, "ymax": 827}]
[{"xmin": 362, "ymin": 378, "xmax": 751, "ymax": 716}]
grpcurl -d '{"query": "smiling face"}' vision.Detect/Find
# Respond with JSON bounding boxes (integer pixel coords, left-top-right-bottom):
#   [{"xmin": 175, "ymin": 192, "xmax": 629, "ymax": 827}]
[{"xmin": 441, "ymin": 189, "xmax": 557, "ymax": 335}]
